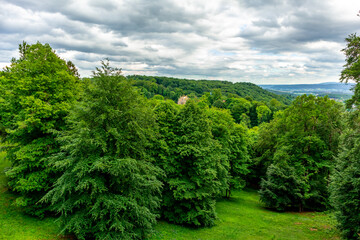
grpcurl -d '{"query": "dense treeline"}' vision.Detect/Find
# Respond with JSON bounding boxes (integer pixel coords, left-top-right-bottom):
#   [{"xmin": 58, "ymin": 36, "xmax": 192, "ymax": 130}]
[
  {"xmin": 125, "ymin": 74, "xmax": 294, "ymax": 129},
  {"xmin": 128, "ymin": 78, "xmax": 288, "ymax": 128},
  {"xmin": 0, "ymin": 36, "xmax": 359, "ymax": 240},
  {"xmin": 128, "ymin": 75, "xmax": 293, "ymax": 104}
]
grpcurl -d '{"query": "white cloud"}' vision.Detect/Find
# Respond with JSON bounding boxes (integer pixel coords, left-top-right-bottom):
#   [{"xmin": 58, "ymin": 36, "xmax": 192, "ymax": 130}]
[{"xmin": 0, "ymin": 0, "xmax": 360, "ymax": 84}]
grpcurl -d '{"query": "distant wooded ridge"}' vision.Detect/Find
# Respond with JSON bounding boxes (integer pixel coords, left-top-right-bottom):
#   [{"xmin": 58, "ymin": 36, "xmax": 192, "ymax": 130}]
[{"xmin": 126, "ymin": 75, "xmax": 293, "ymax": 104}]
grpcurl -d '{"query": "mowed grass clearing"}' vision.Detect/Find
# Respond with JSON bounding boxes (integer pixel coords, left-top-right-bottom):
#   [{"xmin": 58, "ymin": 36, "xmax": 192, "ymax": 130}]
[
  {"xmin": 0, "ymin": 151, "xmax": 340, "ymax": 240},
  {"xmin": 151, "ymin": 190, "xmax": 340, "ymax": 240}
]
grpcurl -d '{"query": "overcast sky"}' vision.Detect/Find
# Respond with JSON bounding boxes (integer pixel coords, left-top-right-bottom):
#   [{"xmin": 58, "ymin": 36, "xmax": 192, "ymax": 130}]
[{"xmin": 1, "ymin": 0, "xmax": 360, "ymax": 84}]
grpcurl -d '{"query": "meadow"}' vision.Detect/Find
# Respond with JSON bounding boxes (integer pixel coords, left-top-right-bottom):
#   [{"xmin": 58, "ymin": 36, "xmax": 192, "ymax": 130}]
[{"xmin": 151, "ymin": 190, "xmax": 340, "ymax": 240}]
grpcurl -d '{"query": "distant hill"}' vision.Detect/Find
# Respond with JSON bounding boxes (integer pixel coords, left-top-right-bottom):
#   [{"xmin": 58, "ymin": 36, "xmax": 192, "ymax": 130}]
[
  {"xmin": 260, "ymin": 82, "xmax": 355, "ymax": 102},
  {"xmin": 127, "ymin": 75, "xmax": 293, "ymax": 105}
]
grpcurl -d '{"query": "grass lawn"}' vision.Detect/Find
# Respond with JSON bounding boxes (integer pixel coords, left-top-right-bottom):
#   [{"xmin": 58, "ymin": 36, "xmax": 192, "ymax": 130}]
[
  {"xmin": 0, "ymin": 151, "xmax": 340, "ymax": 240},
  {"xmin": 151, "ymin": 191, "xmax": 340, "ymax": 240}
]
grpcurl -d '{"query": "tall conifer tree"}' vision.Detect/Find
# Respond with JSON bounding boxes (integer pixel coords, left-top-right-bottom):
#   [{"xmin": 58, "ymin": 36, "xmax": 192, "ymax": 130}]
[{"xmin": 44, "ymin": 61, "xmax": 162, "ymax": 240}]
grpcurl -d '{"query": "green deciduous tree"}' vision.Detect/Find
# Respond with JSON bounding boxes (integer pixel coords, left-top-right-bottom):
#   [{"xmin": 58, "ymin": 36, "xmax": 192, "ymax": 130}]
[
  {"xmin": 0, "ymin": 42, "xmax": 80, "ymax": 216},
  {"xmin": 210, "ymin": 88, "xmax": 222, "ymax": 105},
  {"xmin": 152, "ymin": 100, "xmax": 179, "ymax": 183},
  {"xmin": 207, "ymin": 108, "xmax": 250, "ymax": 198},
  {"xmin": 258, "ymin": 95, "xmax": 344, "ymax": 211},
  {"xmin": 228, "ymin": 124, "xmax": 250, "ymax": 194},
  {"xmin": 256, "ymin": 105, "xmax": 271, "ymax": 124},
  {"xmin": 43, "ymin": 61, "xmax": 162, "ymax": 240},
  {"xmin": 228, "ymin": 98, "xmax": 251, "ymax": 124},
  {"xmin": 330, "ymin": 32, "xmax": 360, "ymax": 240},
  {"xmin": 330, "ymin": 128, "xmax": 360, "ymax": 239},
  {"xmin": 159, "ymin": 101, "xmax": 224, "ymax": 227}
]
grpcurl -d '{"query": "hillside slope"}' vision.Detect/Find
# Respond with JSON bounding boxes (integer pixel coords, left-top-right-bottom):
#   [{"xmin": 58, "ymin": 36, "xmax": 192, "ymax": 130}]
[{"xmin": 128, "ymin": 75, "xmax": 293, "ymax": 104}]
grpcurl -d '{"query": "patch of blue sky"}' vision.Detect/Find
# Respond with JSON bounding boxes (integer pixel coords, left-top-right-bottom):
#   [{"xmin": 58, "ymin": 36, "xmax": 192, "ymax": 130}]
[{"xmin": 209, "ymin": 49, "xmax": 236, "ymax": 56}]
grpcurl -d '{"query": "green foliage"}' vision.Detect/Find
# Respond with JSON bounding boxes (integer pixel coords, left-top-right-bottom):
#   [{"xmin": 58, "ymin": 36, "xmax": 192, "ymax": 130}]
[
  {"xmin": 128, "ymin": 75, "xmax": 292, "ymax": 104},
  {"xmin": 0, "ymin": 150, "xmax": 63, "ymax": 240},
  {"xmin": 43, "ymin": 61, "xmax": 162, "ymax": 240},
  {"xmin": 227, "ymin": 97, "xmax": 251, "ymax": 124},
  {"xmin": 116, "ymin": 75, "xmax": 290, "ymax": 128},
  {"xmin": 229, "ymin": 125, "xmax": 251, "ymax": 185},
  {"xmin": 210, "ymin": 89, "xmax": 223, "ymax": 105},
  {"xmin": 260, "ymin": 161, "xmax": 304, "ymax": 212},
  {"xmin": 152, "ymin": 100, "xmax": 179, "ymax": 178},
  {"xmin": 340, "ymin": 33, "xmax": 360, "ymax": 84},
  {"xmin": 340, "ymin": 33, "xmax": 360, "ymax": 110},
  {"xmin": 153, "ymin": 94, "xmax": 165, "ymax": 101},
  {"xmin": 330, "ymin": 127, "xmax": 360, "ymax": 239},
  {"xmin": 157, "ymin": 100, "xmax": 225, "ymax": 227},
  {"xmin": 256, "ymin": 105, "xmax": 271, "ymax": 124},
  {"xmin": 257, "ymin": 95, "xmax": 344, "ymax": 211},
  {"xmin": 269, "ymin": 98, "xmax": 283, "ymax": 111},
  {"xmin": 212, "ymin": 99, "xmax": 226, "ymax": 108},
  {"xmin": 0, "ymin": 42, "xmax": 80, "ymax": 216},
  {"xmin": 207, "ymin": 108, "xmax": 250, "ymax": 197},
  {"xmin": 330, "ymin": 33, "xmax": 360, "ymax": 240}
]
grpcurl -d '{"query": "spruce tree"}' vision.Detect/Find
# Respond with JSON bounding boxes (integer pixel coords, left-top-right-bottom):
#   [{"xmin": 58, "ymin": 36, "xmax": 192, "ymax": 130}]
[{"xmin": 43, "ymin": 61, "xmax": 162, "ymax": 240}]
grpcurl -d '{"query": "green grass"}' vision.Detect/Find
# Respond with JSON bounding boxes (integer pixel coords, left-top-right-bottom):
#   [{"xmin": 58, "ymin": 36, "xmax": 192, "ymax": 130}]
[
  {"xmin": 0, "ymin": 151, "xmax": 340, "ymax": 240},
  {"xmin": 151, "ymin": 191, "xmax": 340, "ymax": 240}
]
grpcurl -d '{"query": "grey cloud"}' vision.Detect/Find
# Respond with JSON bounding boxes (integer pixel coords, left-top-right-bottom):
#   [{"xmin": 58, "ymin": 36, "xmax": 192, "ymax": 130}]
[
  {"xmin": 7, "ymin": 0, "xmax": 206, "ymax": 36},
  {"xmin": 1, "ymin": 0, "xmax": 359, "ymax": 84},
  {"xmin": 252, "ymin": 19, "xmax": 281, "ymax": 29},
  {"xmin": 239, "ymin": 1, "xmax": 360, "ymax": 56}
]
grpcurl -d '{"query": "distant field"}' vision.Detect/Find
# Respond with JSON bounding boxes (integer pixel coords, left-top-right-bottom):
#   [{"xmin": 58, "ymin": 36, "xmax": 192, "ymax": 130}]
[
  {"xmin": 260, "ymin": 82, "xmax": 355, "ymax": 102},
  {"xmin": 0, "ymin": 152, "xmax": 340, "ymax": 240}
]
